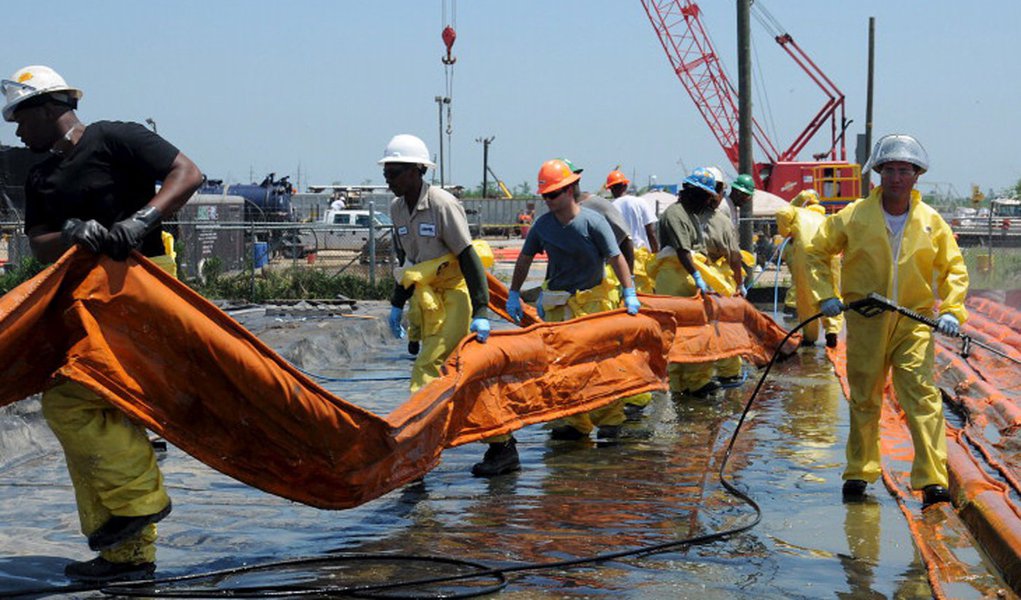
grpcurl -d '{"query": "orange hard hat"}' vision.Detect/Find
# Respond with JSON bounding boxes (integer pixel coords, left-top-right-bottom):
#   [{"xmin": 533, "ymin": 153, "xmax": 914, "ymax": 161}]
[
  {"xmin": 537, "ymin": 159, "xmax": 581, "ymax": 195},
  {"xmin": 605, "ymin": 170, "xmax": 629, "ymax": 188}
]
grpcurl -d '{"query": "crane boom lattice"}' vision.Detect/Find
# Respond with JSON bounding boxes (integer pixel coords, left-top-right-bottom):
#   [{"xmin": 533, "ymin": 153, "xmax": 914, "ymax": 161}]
[{"xmin": 640, "ymin": 0, "xmax": 780, "ymax": 170}]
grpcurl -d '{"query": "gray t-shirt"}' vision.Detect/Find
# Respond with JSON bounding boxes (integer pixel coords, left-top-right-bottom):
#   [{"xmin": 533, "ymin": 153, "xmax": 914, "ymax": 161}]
[
  {"xmin": 580, "ymin": 195, "xmax": 630, "ymax": 247},
  {"xmin": 522, "ymin": 206, "xmax": 619, "ymax": 293}
]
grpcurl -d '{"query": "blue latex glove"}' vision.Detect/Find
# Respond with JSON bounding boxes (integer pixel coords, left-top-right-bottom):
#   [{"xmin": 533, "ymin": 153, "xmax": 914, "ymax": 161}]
[
  {"xmin": 388, "ymin": 306, "xmax": 406, "ymax": 339},
  {"xmin": 738, "ymin": 284, "xmax": 748, "ymax": 297},
  {"xmin": 936, "ymin": 313, "xmax": 960, "ymax": 337},
  {"xmin": 507, "ymin": 290, "xmax": 523, "ymax": 323},
  {"xmin": 692, "ymin": 271, "xmax": 711, "ymax": 294},
  {"xmin": 819, "ymin": 297, "xmax": 845, "ymax": 317},
  {"xmin": 537, "ymin": 290, "xmax": 546, "ymax": 320},
  {"xmin": 470, "ymin": 317, "xmax": 491, "ymax": 342},
  {"xmin": 622, "ymin": 287, "xmax": 641, "ymax": 315}
]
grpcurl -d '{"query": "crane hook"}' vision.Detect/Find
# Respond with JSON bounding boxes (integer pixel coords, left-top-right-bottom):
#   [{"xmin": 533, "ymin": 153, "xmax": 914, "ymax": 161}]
[{"xmin": 442, "ymin": 25, "xmax": 457, "ymax": 65}]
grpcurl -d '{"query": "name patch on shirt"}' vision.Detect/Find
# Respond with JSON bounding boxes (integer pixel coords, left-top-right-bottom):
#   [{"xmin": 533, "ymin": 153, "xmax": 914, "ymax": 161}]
[
  {"xmin": 418, "ymin": 223, "xmax": 437, "ymax": 237},
  {"xmin": 397, "ymin": 226, "xmax": 409, "ymax": 236}
]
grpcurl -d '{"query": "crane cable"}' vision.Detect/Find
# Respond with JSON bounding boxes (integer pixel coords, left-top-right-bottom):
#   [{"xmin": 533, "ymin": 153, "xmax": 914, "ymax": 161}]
[
  {"xmin": 441, "ymin": 0, "xmax": 456, "ymax": 177},
  {"xmin": 744, "ymin": 1, "xmax": 781, "ymax": 153}
]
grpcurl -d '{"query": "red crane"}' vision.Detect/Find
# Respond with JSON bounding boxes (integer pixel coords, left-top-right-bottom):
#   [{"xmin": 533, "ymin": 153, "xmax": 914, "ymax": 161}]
[{"xmin": 641, "ymin": 0, "xmax": 860, "ymax": 208}]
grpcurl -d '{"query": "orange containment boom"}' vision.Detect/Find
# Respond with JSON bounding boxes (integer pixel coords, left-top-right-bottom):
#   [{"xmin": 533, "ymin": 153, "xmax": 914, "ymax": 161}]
[
  {"xmin": 0, "ymin": 250, "xmax": 794, "ymax": 509},
  {"xmin": 826, "ymin": 298, "xmax": 1021, "ymax": 596}
]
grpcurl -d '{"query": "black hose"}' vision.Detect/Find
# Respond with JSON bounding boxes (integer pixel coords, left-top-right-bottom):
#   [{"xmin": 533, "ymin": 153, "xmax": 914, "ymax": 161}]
[{"xmin": 5, "ymin": 315, "xmax": 822, "ymax": 600}]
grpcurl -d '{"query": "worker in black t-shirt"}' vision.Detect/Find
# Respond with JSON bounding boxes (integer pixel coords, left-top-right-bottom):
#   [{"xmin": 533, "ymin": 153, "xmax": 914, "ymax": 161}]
[{"xmin": 2, "ymin": 65, "xmax": 202, "ymax": 583}]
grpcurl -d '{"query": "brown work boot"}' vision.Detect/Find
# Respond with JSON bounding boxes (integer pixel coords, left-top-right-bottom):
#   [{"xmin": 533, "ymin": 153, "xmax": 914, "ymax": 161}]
[{"xmin": 65, "ymin": 556, "xmax": 155, "ymax": 583}]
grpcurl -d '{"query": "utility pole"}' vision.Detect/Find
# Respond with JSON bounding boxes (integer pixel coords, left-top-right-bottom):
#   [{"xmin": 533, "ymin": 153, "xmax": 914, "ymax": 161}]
[
  {"xmin": 737, "ymin": 0, "xmax": 753, "ymax": 250},
  {"xmin": 862, "ymin": 17, "xmax": 876, "ymax": 193},
  {"xmin": 476, "ymin": 136, "xmax": 494, "ymax": 198},
  {"xmin": 435, "ymin": 96, "xmax": 451, "ymax": 188}
]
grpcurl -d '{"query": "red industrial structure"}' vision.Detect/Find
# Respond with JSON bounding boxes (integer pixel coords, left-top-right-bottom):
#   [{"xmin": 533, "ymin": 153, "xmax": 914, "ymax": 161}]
[{"xmin": 641, "ymin": 0, "xmax": 861, "ymax": 210}]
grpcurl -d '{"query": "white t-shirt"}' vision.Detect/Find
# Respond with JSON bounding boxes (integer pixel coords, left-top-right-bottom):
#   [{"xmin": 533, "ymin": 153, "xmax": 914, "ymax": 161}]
[
  {"xmin": 883, "ymin": 207, "xmax": 910, "ymax": 296},
  {"xmin": 613, "ymin": 194, "xmax": 658, "ymax": 249}
]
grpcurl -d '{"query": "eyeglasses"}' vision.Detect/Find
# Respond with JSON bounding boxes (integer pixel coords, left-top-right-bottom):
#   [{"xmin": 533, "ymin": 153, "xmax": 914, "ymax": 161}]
[
  {"xmin": 879, "ymin": 165, "xmax": 916, "ymax": 178},
  {"xmin": 542, "ymin": 188, "xmax": 566, "ymax": 201}
]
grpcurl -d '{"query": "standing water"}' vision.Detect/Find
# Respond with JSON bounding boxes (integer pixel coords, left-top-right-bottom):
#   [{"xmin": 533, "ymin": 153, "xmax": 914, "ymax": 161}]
[{"xmin": 0, "ymin": 304, "xmax": 1004, "ymax": 598}]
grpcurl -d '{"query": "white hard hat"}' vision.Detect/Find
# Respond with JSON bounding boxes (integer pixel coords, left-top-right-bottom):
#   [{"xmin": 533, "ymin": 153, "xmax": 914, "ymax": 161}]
[
  {"xmin": 864, "ymin": 134, "xmax": 929, "ymax": 174},
  {"xmin": 706, "ymin": 166, "xmax": 726, "ymax": 189},
  {"xmin": 2, "ymin": 65, "xmax": 83, "ymax": 122},
  {"xmin": 378, "ymin": 134, "xmax": 435, "ymax": 168}
]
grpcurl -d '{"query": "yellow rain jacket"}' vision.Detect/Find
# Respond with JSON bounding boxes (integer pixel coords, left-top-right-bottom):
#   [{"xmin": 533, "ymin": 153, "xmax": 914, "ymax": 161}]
[
  {"xmin": 806, "ymin": 187, "xmax": 968, "ymax": 489},
  {"xmin": 775, "ymin": 203, "xmax": 843, "ymax": 343}
]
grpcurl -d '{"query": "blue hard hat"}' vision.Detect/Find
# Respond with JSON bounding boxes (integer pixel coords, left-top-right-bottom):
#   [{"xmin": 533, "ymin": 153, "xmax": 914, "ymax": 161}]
[{"xmin": 683, "ymin": 167, "xmax": 717, "ymax": 195}]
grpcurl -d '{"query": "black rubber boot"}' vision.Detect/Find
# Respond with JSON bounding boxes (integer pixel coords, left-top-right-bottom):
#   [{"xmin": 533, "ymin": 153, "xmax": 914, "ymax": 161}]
[
  {"xmin": 550, "ymin": 425, "xmax": 588, "ymax": 440},
  {"xmin": 88, "ymin": 501, "xmax": 172, "ymax": 551},
  {"xmin": 623, "ymin": 403, "xmax": 645, "ymax": 421},
  {"xmin": 842, "ymin": 479, "xmax": 867, "ymax": 500},
  {"xmin": 596, "ymin": 425, "xmax": 621, "ymax": 439},
  {"xmin": 65, "ymin": 557, "xmax": 155, "ymax": 583},
  {"xmin": 470, "ymin": 438, "xmax": 520, "ymax": 477},
  {"xmin": 922, "ymin": 484, "xmax": 951, "ymax": 507},
  {"xmin": 687, "ymin": 379, "xmax": 721, "ymax": 399}
]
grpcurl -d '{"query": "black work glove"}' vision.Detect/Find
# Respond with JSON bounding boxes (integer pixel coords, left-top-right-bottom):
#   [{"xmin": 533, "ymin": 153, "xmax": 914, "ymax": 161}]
[
  {"xmin": 105, "ymin": 206, "xmax": 162, "ymax": 261},
  {"xmin": 61, "ymin": 218, "xmax": 109, "ymax": 253}
]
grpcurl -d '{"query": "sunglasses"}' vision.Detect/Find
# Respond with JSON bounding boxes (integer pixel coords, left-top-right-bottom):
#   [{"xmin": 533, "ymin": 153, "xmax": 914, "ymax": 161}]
[
  {"xmin": 542, "ymin": 188, "xmax": 566, "ymax": 201},
  {"xmin": 383, "ymin": 164, "xmax": 413, "ymax": 178}
]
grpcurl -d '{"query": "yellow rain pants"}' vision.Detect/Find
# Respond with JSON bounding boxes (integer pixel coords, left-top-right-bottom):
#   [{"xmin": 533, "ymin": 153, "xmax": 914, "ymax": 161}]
[
  {"xmin": 807, "ymin": 187, "xmax": 969, "ymax": 489},
  {"xmin": 650, "ymin": 247, "xmax": 714, "ymax": 394},
  {"xmin": 403, "ymin": 261, "xmax": 470, "ymax": 392},
  {"xmin": 401, "ymin": 242, "xmax": 506, "ymax": 441},
  {"xmin": 713, "ymin": 258, "xmax": 742, "ymax": 380},
  {"xmin": 775, "ymin": 204, "xmax": 843, "ymax": 343},
  {"xmin": 632, "ymin": 246, "xmax": 656, "ymax": 294},
  {"xmin": 844, "ymin": 312, "xmax": 949, "ymax": 488},
  {"xmin": 541, "ymin": 276, "xmax": 629, "ymax": 432},
  {"xmin": 600, "ymin": 266, "xmax": 652, "ymax": 409},
  {"xmin": 42, "ymin": 251, "xmax": 176, "ymax": 565}
]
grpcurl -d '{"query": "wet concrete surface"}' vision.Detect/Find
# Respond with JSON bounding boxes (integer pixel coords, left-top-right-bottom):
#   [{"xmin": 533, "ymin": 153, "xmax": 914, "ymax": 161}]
[{"xmin": 0, "ymin": 302, "xmax": 1009, "ymax": 598}]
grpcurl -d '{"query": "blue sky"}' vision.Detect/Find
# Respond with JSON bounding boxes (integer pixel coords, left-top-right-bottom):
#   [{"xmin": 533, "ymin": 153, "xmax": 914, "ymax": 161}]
[{"xmin": 3, "ymin": 1, "xmax": 1019, "ymax": 198}]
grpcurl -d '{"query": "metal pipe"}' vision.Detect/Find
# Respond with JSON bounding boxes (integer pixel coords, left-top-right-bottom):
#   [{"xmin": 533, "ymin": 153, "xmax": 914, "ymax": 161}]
[
  {"xmin": 737, "ymin": 0, "xmax": 754, "ymax": 251},
  {"xmin": 863, "ymin": 17, "xmax": 875, "ymax": 192}
]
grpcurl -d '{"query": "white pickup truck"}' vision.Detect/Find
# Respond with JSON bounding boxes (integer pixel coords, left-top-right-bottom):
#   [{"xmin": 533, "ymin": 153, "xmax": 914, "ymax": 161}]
[{"xmin": 284, "ymin": 209, "xmax": 394, "ymax": 260}]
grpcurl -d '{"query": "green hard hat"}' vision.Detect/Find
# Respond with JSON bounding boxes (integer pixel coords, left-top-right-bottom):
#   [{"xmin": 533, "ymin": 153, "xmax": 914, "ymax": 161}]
[{"xmin": 731, "ymin": 173, "xmax": 755, "ymax": 195}]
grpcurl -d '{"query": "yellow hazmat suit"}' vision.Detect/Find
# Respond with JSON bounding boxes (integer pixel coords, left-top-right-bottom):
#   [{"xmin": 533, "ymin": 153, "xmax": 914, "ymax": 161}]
[
  {"xmin": 775, "ymin": 203, "xmax": 843, "ymax": 344},
  {"xmin": 807, "ymin": 187, "xmax": 968, "ymax": 489},
  {"xmin": 43, "ymin": 256, "xmax": 176, "ymax": 565}
]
